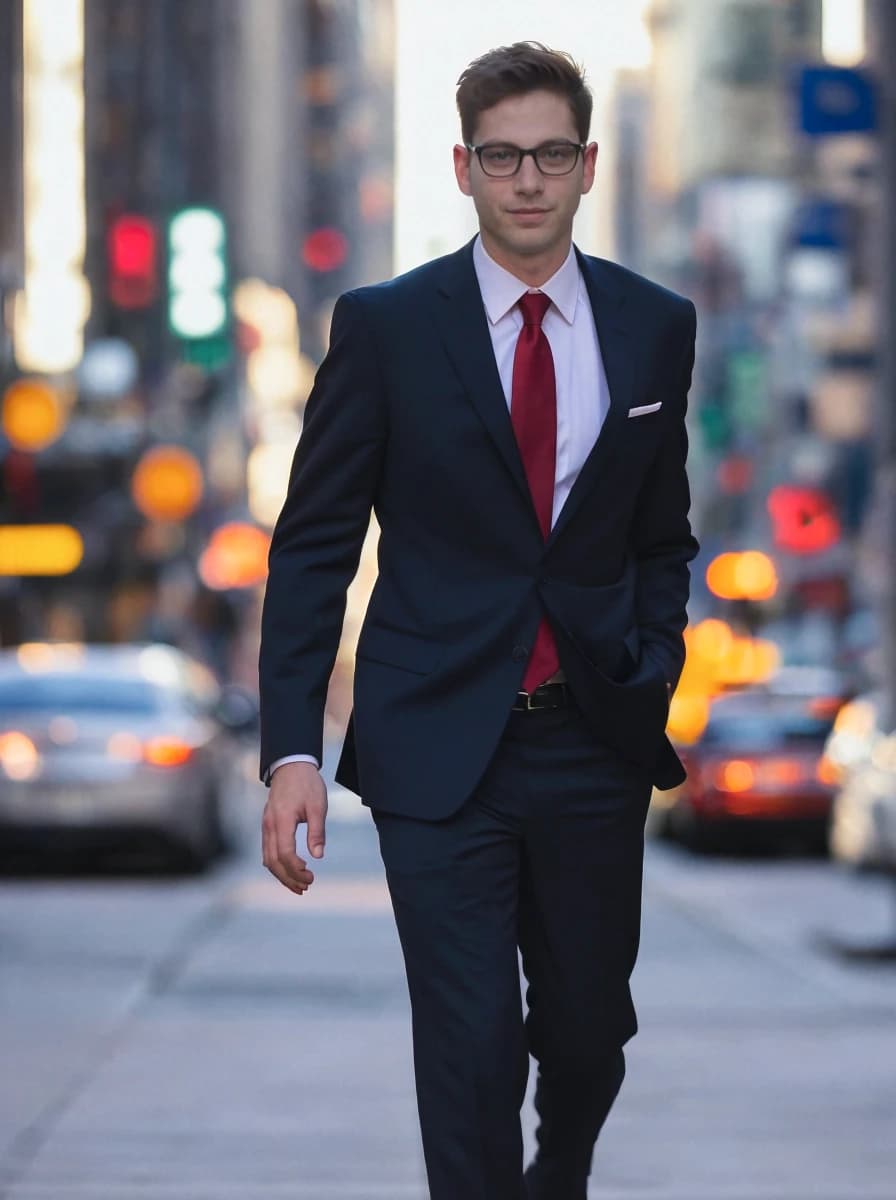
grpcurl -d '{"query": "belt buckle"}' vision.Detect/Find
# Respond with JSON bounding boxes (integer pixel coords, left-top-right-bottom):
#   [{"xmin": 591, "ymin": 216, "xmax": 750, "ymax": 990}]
[{"xmin": 517, "ymin": 689, "xmax": 538, "ymax": 711}]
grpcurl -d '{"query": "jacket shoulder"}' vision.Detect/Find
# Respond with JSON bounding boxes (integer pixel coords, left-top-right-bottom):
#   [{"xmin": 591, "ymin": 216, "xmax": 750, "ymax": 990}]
[{"xmin": 340, "ymin": 249, "xmax": 463, "ymax": 310}]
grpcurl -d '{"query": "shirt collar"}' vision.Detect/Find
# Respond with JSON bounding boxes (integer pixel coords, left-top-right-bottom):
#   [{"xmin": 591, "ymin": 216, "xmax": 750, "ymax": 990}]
[{"xmin": 472, "ymin": 236, "xmax": 580, "ymax": 326}]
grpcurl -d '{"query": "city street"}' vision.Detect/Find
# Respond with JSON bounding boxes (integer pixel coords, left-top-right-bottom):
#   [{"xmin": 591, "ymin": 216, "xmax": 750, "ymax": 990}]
[
  {"xmin": 2, "ymin": 4, "xmax": 895, "ymax": 1199},
  {"xmin": 1, "ymin": 751, "xmax": 894, "ymax": 1200}
]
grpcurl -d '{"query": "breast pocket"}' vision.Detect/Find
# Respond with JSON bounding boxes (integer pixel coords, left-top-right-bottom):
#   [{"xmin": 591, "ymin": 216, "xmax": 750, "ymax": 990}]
[{"xmin": 355, "ymin": 624, "xmax": 442, "ymax": 675}]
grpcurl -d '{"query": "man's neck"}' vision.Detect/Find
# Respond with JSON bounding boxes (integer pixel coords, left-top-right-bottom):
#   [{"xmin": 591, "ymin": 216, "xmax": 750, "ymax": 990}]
[{"xmin": 477, "ymin": 233, "xmax": 573, "ymax": 289}]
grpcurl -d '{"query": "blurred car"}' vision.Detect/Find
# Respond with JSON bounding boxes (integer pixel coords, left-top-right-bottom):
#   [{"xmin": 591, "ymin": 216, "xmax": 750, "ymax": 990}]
[
  {"xmin": 824, "ymin": 692, "xmax": 896, "ymax": 872},
  {"xmin": 660, "ymin": 668, "xmax": 849, "ymax": 850},
  {"xmin": 0, "ymin": 642, "xmax": 257, "ymax": 870}
]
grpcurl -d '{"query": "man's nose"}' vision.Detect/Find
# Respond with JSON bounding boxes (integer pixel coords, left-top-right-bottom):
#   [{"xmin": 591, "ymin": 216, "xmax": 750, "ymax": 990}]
[{"xmin": 514, "ymin": 154, "xmax": 544, "ymax": 193}]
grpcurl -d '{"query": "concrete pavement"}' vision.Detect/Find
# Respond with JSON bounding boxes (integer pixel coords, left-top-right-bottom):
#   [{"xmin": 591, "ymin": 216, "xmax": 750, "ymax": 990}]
[{"xmin": 1, "ymin": 762, "xmax": 895, "ymax": 1199}]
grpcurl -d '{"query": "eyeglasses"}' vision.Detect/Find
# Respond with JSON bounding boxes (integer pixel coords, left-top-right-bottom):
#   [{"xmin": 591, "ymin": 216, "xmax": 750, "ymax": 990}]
[{"xmin": 466, "ymin": 141, "xmax": 586, "ymax": 178}]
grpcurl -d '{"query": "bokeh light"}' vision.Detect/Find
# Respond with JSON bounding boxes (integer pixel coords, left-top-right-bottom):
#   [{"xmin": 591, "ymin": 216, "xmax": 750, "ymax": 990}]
[
  {"xmin": 131, "ymin": 446, "xmax": 204, "ymax": 523},
  {"xmin": 1, "ymin": 379, "xmax": 66, "ymax": 450},
  {"xmin": 0, "ymin": 524, "xmax": 83, "ymax": 575}
]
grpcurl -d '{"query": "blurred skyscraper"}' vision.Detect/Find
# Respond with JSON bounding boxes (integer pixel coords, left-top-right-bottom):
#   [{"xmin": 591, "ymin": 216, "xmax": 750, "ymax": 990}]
[
  {"xmin": 629, "ymin": 2, "xmax": 876, "ymax": 604},
  {"xmin": 0, "ymin": 1, "xmax": 23, "ymax": 377}
]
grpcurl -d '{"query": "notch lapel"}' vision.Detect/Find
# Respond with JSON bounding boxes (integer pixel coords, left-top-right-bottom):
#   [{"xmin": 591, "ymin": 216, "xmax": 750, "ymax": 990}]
[
  {"xmin": 547, "ymin": 251, "xmax": 633, "ymax": 546},
  {"xmin": 427, "ymin": 242, "xmax": 533, "ymax": 510}
]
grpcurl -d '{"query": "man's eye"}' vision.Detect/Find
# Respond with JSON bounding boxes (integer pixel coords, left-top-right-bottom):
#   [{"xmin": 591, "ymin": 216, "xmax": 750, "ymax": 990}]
[
  {"xmin": 484, "ymin": 148, "xmax": 514, "ymax": 162},
  {"xmin": 543, "ymin": 145, "xmax": 572, "ymax": 161}
]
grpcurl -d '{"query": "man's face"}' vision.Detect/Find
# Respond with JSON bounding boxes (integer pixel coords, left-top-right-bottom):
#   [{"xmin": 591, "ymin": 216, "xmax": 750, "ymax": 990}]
[{"xmin": 454, "ymin": 89, "xmax": 597, "ymax": 276}]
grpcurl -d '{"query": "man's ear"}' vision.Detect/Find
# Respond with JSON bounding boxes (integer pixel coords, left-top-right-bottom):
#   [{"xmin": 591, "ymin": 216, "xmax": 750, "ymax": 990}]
[
  {"xmin": 453, "ymin": 144, "xmax": 473, "ymax": 196},
  {"xmin": 581, "ymin": 141, "xmax": 598, "ymax": 196}
]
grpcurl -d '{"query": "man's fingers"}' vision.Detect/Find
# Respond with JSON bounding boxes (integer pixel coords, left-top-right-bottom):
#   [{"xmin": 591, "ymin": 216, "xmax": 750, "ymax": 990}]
[
  {"xmin": 260, "ymin": 806, "xmax": 312, "ymax": 894},
  {"xmin": 274, "ymin": 806, "xmax": 315, "ymax": 885},
  {"xmin": 268, "ymin": 848, "xmax": 313, "ymax": 893},
  {"xmin": 306, "ymin": 801, "xmax": 327, "ymax": 860}
]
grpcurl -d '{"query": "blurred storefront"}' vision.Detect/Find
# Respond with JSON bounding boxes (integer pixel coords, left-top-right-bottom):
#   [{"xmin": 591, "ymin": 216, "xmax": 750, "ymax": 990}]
[
  {"xmin": 622, "ymin": 2, "xmax": 881, "ymax": 692},
  {"xmin": 0, "ymin": 0, "xmax": 394, "ymax": 696}
]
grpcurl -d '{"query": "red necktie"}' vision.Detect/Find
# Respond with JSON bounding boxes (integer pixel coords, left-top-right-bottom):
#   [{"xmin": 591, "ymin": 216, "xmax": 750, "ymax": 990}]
[{"xmin": 511, "ymin": 292, "xmax": 560, "ymax": 692}]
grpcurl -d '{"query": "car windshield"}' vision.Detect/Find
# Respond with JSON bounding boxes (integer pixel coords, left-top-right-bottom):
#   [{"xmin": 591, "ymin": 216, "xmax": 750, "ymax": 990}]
[
  {"xmin": 0, "ymin": 675, "xmax": 170, "ymax": 715},
  {"xmin": 702, "ymin": 704, "xmax": 835, "ymax": 751}
]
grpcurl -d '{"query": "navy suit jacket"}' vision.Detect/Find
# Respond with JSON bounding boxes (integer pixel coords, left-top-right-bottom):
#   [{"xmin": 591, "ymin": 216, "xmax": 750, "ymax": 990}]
[{"xmin": 259, "ymin": 240, "xmax": 699, "ymax": 819}]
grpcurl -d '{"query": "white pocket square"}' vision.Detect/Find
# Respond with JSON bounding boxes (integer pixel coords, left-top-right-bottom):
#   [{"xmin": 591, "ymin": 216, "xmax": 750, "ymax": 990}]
[{"xmin": 628, "ymin": 402, "xmax": 662, "ymax": 418}]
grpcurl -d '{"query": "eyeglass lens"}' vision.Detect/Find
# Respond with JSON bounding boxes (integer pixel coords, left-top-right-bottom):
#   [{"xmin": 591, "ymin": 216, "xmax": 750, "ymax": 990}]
[{"xmin": 477, "ymin": 143, "xmax": 581, "ymax": 176}]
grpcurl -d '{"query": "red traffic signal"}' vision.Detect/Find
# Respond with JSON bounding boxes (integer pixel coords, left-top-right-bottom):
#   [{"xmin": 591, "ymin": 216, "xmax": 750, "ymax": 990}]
[
  {"xmin": 767, "ymin": 485, "xmax": 840, "ymax": 555},
  {"xmin": 108, "ymin": 215, "xmax": 159, "ymax": 309},
  {"xmin": 302, "ymin": 227, "xmax": 348, "ymax": 272}
]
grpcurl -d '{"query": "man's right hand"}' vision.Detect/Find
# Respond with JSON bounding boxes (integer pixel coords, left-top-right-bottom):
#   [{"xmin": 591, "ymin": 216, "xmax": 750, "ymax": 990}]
[{"xmin": 262, "ymin": 761, "xmax": 328, "ymax": 895}]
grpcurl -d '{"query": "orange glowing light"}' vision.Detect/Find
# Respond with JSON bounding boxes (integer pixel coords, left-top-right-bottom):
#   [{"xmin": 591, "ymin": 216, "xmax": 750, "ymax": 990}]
[
  {"xmin": 816, "ymin": 756, "xmax": 842, "ymax": 786},
  {"xmin": 689, "ymin": 618, "xmax": 735, "ymax": 665},
  {"xmin": 706, "ymin": 551, "xmax": 778, "ymax": 601},
  {"xmin": 198, "ymin": 521, "xmax": 270, "ymax": 590},
  {"xmin": 131, "ymin": 446, "xmax": 204, "ymax": 522},
  {"xmin": 2, "ymin": 379, "xmax": 66, "ymax": 451},
  {"xmin": 715, "ymin": 760, "xmax": 755, "ymax": 793},
  {"xmin": 716, "ymin": 635, "xmax": 781, "ymax": 688},
  {"xmin": 666, "ymin": 691, "xmax": 711, "ymax": 745},
  {"xmin": 760, "ymin": 758, "xmax": 805, "ymax": 787},
  {"xmin": 735, "ymin": 551, "xmax": 778, "ymax": 600},
  {"xmin": 0, "ymin": 525, "xmax": 84, "ymax": 576},
  {"xmin": 706, "ymin": 552, "xmax": 738, "ymax": 599},
  {"xmin": 143, "ymin": 737, "xmax": 194, "ymax": 768}
]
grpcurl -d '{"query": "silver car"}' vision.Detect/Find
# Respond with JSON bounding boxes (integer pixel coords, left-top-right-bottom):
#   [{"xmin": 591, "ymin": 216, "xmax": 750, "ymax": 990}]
[{"xmin": 0, "ymin": 642, "xmax": 255, "ymax": 870}]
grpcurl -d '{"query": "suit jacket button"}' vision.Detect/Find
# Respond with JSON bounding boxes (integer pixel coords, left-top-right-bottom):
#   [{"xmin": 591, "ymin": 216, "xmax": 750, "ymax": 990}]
[{"xmin": 512, "ymin": 644, "xmax": 529, "ymax": 662}]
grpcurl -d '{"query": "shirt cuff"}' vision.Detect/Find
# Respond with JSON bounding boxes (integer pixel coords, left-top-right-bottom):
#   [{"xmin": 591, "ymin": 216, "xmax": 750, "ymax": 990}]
[{"xmin": 267, "ymin": 754, "xmax": 320, "ymax": 784}]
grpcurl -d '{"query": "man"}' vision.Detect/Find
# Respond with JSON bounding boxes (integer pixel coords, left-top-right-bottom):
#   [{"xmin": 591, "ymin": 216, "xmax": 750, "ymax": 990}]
[{"xmin": 260, "ymin": 41, "xmax": 698, "ymax": 1200}]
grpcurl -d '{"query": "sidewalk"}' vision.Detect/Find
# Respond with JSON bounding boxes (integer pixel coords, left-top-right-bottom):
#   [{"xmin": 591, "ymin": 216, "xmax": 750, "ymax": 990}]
[{"xmin": 2, "ymin": 780, "xmax": 895, "ymax": 1198}]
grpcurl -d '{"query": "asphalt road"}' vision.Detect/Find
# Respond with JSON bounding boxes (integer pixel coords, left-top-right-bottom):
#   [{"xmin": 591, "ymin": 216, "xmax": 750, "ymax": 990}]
[{"xmin": 1, "ymin": 753, "xmax": 895, "ymax": 1199}]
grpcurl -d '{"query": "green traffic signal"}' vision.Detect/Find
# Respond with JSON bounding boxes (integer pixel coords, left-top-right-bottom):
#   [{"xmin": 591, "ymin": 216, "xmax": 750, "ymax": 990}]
[{"xmin": 167, "ymin": 206, "xmax": 229, "ymax": 341}]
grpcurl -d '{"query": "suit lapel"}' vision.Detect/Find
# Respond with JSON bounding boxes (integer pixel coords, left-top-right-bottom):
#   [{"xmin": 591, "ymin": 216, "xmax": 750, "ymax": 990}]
[
  {"xmin": 547, "ymin": 250, "xmax": 633, "ymax": 546},
  {"xmin": 426, "ymin": 242, "xmax": 634, "ymax": 540},
  {"xmin": 428, "ymin": 241, "xmax": 533, "ymax": 510}
]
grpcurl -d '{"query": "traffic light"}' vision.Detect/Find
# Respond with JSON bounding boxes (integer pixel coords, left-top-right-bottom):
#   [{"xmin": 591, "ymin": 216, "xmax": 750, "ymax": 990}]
[
  {"xmin": 108, "ymin": 215, "xmax": 159, "ymax": 309},
  {"xmin": 767, "ymin": 485, "xmax": 841, "ymax": 555},
  {"xmin": 302, "ymin": 227, "xmax": 348, "ymax": 272},
  {"xmin": 167, "ymin": 208, "xmax": 230, "ymax": 366}
]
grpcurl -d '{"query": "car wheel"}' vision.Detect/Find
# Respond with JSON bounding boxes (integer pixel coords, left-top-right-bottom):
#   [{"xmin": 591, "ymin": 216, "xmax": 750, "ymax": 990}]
[{"xmin": 165, "ymin": 790, "xmax": 224, "ymax": 875}]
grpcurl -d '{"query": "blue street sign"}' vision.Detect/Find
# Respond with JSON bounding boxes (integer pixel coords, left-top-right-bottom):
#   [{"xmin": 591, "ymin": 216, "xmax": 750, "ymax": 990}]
[
  {"xmin": 791, "ymin": 199, "xmax": 851, "ymax": 249},
  {"xmin": 798, "ymin": 66, "xmax": 877, "ymax": 137}
]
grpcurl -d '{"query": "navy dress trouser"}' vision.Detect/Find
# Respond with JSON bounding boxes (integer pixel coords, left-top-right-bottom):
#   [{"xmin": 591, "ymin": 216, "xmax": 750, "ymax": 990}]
[{"xmin": 373, "ymin": 701, "xmax": 652, "ymax": 1200}]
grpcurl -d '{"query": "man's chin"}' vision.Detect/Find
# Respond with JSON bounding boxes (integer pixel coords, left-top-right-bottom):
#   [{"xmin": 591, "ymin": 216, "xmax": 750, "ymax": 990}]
[{"xmin": 502, "ymin": 230, "xmax": 561, "ymax": 259}]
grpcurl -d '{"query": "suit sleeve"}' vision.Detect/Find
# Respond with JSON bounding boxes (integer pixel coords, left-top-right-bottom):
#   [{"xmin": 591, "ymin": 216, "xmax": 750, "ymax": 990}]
[
  {"xmin": 632, "ymin": 299, "xmax": 699, "ymax": 691},
  {"xmin": 258, "ymin": 291, "xmax": 387, "ymax": 779}
]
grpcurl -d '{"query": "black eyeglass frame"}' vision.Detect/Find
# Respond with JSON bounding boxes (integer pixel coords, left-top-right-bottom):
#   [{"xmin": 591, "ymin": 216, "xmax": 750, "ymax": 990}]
[{"xmin": 465, "ymin": 140, "xmax": 588, "ymax": 178}]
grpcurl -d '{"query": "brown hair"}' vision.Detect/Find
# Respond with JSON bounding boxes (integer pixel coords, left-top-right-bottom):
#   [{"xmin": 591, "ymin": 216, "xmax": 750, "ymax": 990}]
[{"xmin": 456, "ymin": 41, "xmax": 592, "ymax": 145}]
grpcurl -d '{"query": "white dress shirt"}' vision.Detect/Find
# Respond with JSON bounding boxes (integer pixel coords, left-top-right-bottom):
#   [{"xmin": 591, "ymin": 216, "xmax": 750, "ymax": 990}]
[
  {"xmin": 269, "ymin": 236, "xmax": 610, "ymax": 778},
  {"xmin": 472, "ymin": 236, "xmax": 609, "ymax": 528}
]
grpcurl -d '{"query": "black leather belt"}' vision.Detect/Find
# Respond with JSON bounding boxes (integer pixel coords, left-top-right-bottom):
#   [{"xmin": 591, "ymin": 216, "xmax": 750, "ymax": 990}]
[{"xmin": 512, "ymin": 682, "xmax": 570, "ymax": 712}]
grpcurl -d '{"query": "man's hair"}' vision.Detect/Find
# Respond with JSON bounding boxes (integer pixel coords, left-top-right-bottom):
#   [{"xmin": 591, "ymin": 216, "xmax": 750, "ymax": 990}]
[{"xmin": 456, "ymin": 41, "xmax": 592, "ymax": 146}]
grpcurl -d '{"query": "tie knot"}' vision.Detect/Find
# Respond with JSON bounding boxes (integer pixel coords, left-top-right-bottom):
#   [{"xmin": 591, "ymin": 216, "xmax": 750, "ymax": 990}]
[{"xmin": 518, "ymin": 291, "xmax": 551, "ymax": 328}]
